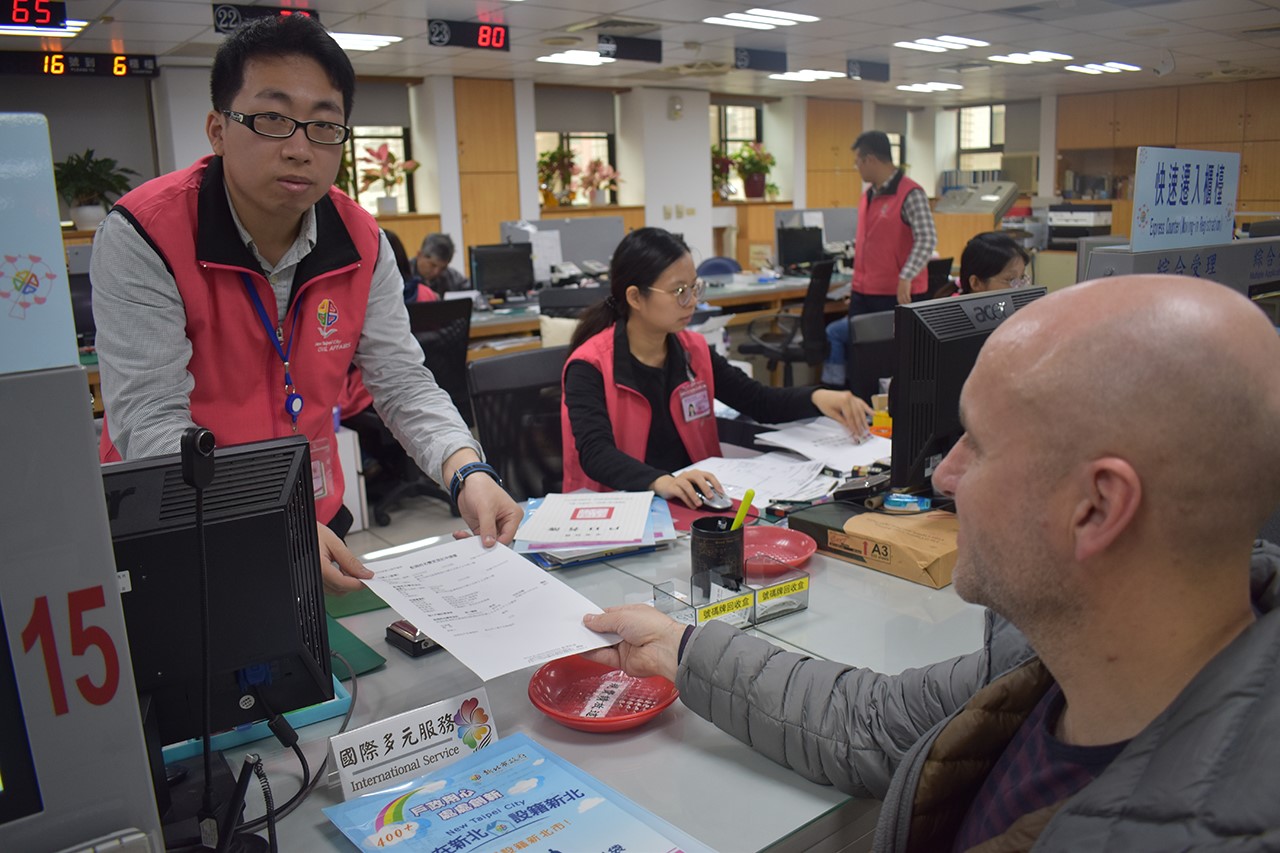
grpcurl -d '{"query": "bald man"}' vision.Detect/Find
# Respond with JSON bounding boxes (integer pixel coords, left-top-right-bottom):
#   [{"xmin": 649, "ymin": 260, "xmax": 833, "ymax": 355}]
[{"xmin": 583, "ymin": 276, "xmax": 1280, "ymax": 851}]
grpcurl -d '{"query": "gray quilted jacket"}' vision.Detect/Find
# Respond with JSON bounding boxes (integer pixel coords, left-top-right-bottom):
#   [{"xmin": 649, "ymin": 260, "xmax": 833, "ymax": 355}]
[{"xmin": 676, "ymin": 541, "xmax": 1280, "ymax": 851}]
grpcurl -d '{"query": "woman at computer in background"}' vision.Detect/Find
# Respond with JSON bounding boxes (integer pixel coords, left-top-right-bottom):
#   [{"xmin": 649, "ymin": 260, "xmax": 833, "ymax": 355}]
[
  {"xmin": 411, "ymin": 233, "xmax": 470, "ymax": 301},
  {"xmin": 562, "ymin": 227, "xmax": 874, "ymax": 508},
  {"xmin": 953, "ymin": 231, "xmax": 1031, "ymax": 295}
]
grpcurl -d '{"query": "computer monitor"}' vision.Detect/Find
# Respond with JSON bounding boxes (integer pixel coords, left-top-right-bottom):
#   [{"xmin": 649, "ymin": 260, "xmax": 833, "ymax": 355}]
[
  {"xmin": 68, "ymin": 273, "xmax": 94, "ymax": 346},
  {"xmin": 890, "ymin": 288, "xmax": 1047, "ymax": 493},
  {"xmin": 102, "ymin": 435, "xmax": 332, "ymax": 748},
  {"xmin": 776, "ymin": 226, "xmax": 825, "ymax": 271},
  {"xmin": 471, "ymin": 243, "xmax": 535, "ymax": 296}
]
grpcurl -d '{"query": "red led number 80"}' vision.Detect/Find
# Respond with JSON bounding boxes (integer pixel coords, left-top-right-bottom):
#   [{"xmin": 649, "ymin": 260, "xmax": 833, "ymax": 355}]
[
  {"xmin": 11, "ymin": 0, "xmax": 54, "ymax": 25},
  {"xmin": 477, "ymin": 24, "xmax": 505, "ymax": 49}
]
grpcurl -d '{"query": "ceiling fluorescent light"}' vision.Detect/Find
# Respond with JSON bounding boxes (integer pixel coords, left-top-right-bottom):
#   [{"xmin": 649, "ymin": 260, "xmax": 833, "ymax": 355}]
[
  {"xmin": 896, "ymin": 81, "xmax": 964, "ymax": 92},
  {"xmin": 330, "ymin": 32, "xmax": 403, "ymax": 51},
  {"xmin": 1086, "ymin": 62, "xmax": 1122, "ymax": 73},
  {"xmin": 915, "ymin": 38, "xmax": 961, "ymax": 49},
  {"xmin": 989, "ymin": 54, "xmax": 1033, "ymax": 64},
  {"xmin": 537, "ymin": 49, "xmax": 615, "ymax": 66},
  {"xmin": 937, "ymin": 35, "xmax": 989, "ymax": 47},
  {"xmin": 1065, "ymin": 65, "xmax": 1104, "ymax": 74},
  {"xmin": 746, "ymin": 8, "xmax": 820, "ymax": 23},
  {"xmin": 1105, "ymin": 61, "xmax": 1141, "ymax": 71},
  {"xmin": 0, "ymin": 18, "xmax": 87, "ymax": 37},
  {"xmin": 704, "ymin": 16, "xmax": 774, "ymax": 30},
  {"xmin": 1036, "ymin": 51, "xmax": 1073, "ymax": 61},
  {"xmin": 726, "ymin": 11, "xmax": 795, "ymax": 25},
  {"xmin": 894, "ymin": 40, "xmax": 948, "ymax": 52},
  {"xmin": 769, "ymin": 68, "xmax": 846, "ymax": 81}
]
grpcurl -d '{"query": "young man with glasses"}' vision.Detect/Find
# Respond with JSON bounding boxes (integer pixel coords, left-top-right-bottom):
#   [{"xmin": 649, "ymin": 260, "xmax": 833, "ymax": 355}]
[
  {"xmin": 561, "ymin": 228, "xmax": 874, "ymax": 508},
  {"xmin": 91, "ymin": 15, "xmax": 521, "ymax": 593}
]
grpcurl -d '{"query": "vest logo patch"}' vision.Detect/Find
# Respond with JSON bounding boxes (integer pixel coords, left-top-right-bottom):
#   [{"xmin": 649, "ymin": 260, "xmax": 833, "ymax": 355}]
[{"xmin": 317, "ymin": 298, "xmax": 340, "ymax": 338}]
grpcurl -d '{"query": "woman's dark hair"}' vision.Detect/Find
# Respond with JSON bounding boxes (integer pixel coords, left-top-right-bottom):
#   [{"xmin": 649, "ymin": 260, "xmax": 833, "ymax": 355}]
[
  {"xmin": 383, "ymin": 229, "xmax": 413, "ymax": 283},
  {"xmin": 419, "ymin": 233, "xmax": 455, "ymax": 264},
  {"xmin": 568, "ymin": 227, "xmax": 690, "ymax": 353},
  {"xmin": 211, "ymin": 14, "xmax": 356, "ymax": 120},
  {"xmin": 958, "ymin": 232, "xmax": 1030, "ymax": 294}
]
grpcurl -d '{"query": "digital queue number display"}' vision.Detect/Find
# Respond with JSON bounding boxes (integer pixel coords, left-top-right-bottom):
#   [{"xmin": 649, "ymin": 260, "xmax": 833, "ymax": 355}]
[
  {"xmin": 427, "ymin": 19, "xmax": 509, "ymax": 52},
  {"xmin": 0, "ymin": 0, "xmax": 67, "ymax": 28},
  {"xmin": 0, "ymin": 51, "xmax": 159, "ymax": 77}
]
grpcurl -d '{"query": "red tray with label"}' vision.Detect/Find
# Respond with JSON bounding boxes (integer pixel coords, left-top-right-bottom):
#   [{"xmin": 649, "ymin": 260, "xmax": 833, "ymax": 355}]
[
  {"xmin": 744, "ymin": 526, "xmax": 817, "ymax": 577},
  {"xmin": 528, "ymin": 654, "xmax": 679, "ymax": 733}
]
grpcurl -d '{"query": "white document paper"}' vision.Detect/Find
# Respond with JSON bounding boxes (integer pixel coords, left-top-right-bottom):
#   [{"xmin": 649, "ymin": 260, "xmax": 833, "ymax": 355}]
[
  {"xmin": 802, "ymin": 211, "xmax": 827, "ymax": 242},
  {"xmin": 515, "ymin": 491, "xmax": 654, "ymax": 548},
  {"xmin": 529, "ymin": 230, "xmax": 563, "ymax": 283},
  {"xmin": 676, "ymin": 454, "xmax": 832, "ymax": 509},
  {"xmin": 755, "ymin": 417, "xmax": 892, "ymax": 473},
  {"xmin": 362, "ymin": 537, "xmax": 619, "ymax": 682}
]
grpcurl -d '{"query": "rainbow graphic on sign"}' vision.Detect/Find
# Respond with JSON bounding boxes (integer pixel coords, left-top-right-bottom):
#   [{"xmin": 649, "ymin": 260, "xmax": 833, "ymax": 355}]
[
  {"xmin": 1, "ymin": 253, "xmax": 57, "ymax": 320},
  {"xmin": 374, "ymin": 784, "xmax": 428, "ymax": 830},
  {"xmin": 317, "ymin": 298, "xmax": 339, "ymax": 337}
]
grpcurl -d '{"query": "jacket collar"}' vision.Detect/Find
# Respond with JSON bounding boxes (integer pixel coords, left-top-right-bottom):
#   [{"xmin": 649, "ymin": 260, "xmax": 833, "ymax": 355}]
[
  {"xmin": 611, "ymin": 320, "xmax": 695, "ymax": 394},
  {"xmin": 195, "ymin": 156, "xmax": 362, "ymax": 291},
  {"xmin": 867, "ymin": 168, "xmax": 906, "ymax": 202}
]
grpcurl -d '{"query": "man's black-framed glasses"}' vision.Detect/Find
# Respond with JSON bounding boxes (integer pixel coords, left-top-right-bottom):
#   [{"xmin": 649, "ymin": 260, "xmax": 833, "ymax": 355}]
[{"xmin": 221, "ymin": 110, "xmax": 351, "ymax": 145}]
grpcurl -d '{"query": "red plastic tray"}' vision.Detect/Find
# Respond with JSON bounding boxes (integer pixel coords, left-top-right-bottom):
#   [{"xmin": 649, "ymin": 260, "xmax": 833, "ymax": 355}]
[
  {"xmin": 528, "ymin": 654, "xmax": 678, "ymax": 733},
  {"xmin": 744, "ymin": 526, "xmax": 817, "ymax": 577}
]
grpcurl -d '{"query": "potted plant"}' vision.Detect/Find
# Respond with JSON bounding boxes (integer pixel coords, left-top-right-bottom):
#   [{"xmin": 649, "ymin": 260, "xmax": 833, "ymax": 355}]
[
  {"xmin": 732, "ymin": 142, "xmax": 776, "ymax": 200},
  {"xmin": 53, "ymin": 149, "xmax": 139, "ymax": 230},
  {"xmin": 578, "ymin": 158, "xmax": 621, "ymax": 205},
  {"xmin": 711, "ymin": 145, "xmax": 735, "ymax": 201},
  {"xmin": 358, "ymin": 142, "xmax": 418, "ymax": 215},
  {"xmin": 537, "ymin": 147, "xmax": 578, "ymax": 206}
]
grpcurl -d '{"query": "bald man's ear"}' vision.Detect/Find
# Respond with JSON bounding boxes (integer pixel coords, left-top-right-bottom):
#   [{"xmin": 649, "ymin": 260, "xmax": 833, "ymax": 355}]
[{"xmin": 1069, "ymin": 458, "xmax": 1142, "ymax": 564}]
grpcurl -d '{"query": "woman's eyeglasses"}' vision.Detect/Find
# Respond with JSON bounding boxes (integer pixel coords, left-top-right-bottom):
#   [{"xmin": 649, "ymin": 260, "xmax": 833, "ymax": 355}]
[{"xmin": 650, "ymin": 278, "xmax": 707, "ymax": 307}]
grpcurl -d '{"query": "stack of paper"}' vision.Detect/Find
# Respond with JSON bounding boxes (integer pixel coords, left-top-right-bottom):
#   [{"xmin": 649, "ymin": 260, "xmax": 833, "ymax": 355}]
[
  {"xmin": 675, "ymin": 453, "xmax": 838, "ymax": 510},
  {"xmin": 512, "ymin": 491, "xmax": 678, "ymax": 567},
  {"xmin": 755, "ymin": 416, "xmax": 892, "ymax": 474}
]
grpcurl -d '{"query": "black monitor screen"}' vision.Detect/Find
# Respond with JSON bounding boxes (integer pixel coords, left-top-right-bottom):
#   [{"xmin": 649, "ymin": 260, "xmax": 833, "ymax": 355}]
[
  {"xmin": 103, "ymin": 435, "xmax": 332, "ymax": 747},
  {"xmin": 0, "ymin": 601, "xmax": 42, "ymax": 827},
  {"xmin": 471, "ymin": 244, "xmax": 534, "ymax": 295},
  {"xmin": 777, "ymin": 227, "xmax": 825, "ymax": 271},
  {"xmin": 890, "ymin": 288, "xmax": 1047, "ymax": 493},
  {"xmin": 68, "ymin": 273, "xmax": 94, "ymax": 345}
]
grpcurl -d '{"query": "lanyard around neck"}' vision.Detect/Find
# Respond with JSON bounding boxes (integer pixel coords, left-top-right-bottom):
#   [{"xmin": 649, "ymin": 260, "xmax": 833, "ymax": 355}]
[{"xmin": 240, "ymin": 273, "xmax": 305, "ymax": 431}]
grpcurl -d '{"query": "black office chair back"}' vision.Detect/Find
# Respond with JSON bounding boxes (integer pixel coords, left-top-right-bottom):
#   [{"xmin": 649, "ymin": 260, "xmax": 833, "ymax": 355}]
[
  {"xmin": 408, "ymin": 299, "xmax": 474, "ymax": 427},
  {"xmin": 927, "ymin": 257, "xmax": 954, "ymax": 298},
  {"xmin": 538, "ymin": 286, "xmax": 607, "ymax": 318},
  {"xmin": 847, "ymin": 309, "xmax": 895, "ymax": 401},
  {"xmin": 800, "ymin": 260, "xmax": 836, "ymax": 364},
  {"xmin": 467, "ymin": 345, "xmax": 570, "ymax": 501}
]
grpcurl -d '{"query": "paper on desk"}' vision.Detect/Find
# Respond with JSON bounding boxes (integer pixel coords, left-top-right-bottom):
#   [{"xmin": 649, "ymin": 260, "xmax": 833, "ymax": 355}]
[
  {"xmin": 529, "ymin": 230, "xmax": 563, "ymax": 283},
  {"xmin": 514, "ymin": 495, "xmax": 675, "ymax": 557},
  {"xmin": 676, "ymin": 453, "xmax": 834, "ymax": 509},
  {"xmin": 362, "ymin": 537, "xmax": 619, "ymax": 682},
  {"xmin": 755, "ymin": 417, "xmax": 892, "ymax": 473},
  {"xmin": 515, "ymin": 490, "xmax": 654, "ymax": 548}
]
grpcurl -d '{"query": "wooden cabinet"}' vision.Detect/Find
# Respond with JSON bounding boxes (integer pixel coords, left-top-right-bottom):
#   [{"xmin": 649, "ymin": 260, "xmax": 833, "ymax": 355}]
[
  {"xmin": 1241, "ymin": 141, "xmax": 1280, "ymax": 200},
  {"xmin": 459, "ymin": 173, "xmax": 520, "ymax": 254},
  {"xmin": 454, "ymin": 78, "xmax": 517, "ymax": 174},
  {"xmin": 1244, "ymin": 78, "xmax": 1280, "ymax": 141},
  {"xmin": 806, "ymin": 98, "xmax": 861, "ymax": 172},
  {"xmin": 805, "ymin": 169, "xmax": 860, "ymax": 209},
  {"xmin": 1057, "ymin": 92, "xmax": 1115, "ymax": 149},
  {"xmin": 1113, "ymin": 88, "xmax": 1177, "ymax": 147},
  {"xmin": 1177, "ymin": 83, "xmax": 1246, "ymax": 144}
]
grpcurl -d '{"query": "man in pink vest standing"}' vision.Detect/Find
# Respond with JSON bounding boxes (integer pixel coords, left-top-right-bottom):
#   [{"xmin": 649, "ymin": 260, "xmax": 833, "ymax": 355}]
[
  {"xmin": 822, "ymin": 130, "xmax": 937, "ymax": 386},
  {"xmin": 91, "ymin": 15, "xmax": 521, "ymax": 594}
]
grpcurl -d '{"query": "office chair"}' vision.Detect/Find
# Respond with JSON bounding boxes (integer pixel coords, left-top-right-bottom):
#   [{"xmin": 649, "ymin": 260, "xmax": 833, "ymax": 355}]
[
  {"xmin": 846, "ymin": 309, "xmax": 895, "ymax": 402},
  {"xmin": 738, "ymin": 260, "xmax": 836, "ymax": 387},
  {"xmin": 696, "ymin": 256, "xmax": 742, "ymax": 277},
  {"xmin": 341, "ymin": 299, "xmax": 473, "ymax": 526},
  {"xmin": 927, "ymin": 257, "xmax": 955, "ymax": 299},
  {"xmin": 467, "ymin": 345, "xmax": 569, "ymax": 502}
]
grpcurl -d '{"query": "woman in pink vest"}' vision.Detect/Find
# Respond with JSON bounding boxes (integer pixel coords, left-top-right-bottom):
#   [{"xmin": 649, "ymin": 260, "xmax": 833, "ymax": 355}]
[{"xmin": 561, "ymin": 228, "xmax": 874, "ymax": 508}]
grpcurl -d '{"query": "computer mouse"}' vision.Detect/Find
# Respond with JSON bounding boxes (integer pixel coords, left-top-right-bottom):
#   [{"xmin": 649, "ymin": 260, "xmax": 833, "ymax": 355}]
[{"xmin": 699, "ymin": 489, "xmax": 734, "ymax": 511}]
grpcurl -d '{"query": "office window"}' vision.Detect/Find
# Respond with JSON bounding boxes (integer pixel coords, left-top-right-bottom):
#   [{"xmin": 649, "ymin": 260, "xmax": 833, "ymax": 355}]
[
  {"xmin": 536, "ymin": 131, "xmax": 617, "ymax": 205},
  {"xmin": 958, "ymin": 105, "xmax": 1005, "ymax": 172},
  {"xmin": 886, "ymin": 132, "xmax": 905, "ymax": 170},
  {"xmin": 710, "ymin": 104, "xmax": 763, "ymax": 198},
  {"xmin": 344, "ymin": 126, "xmax": 417, "ymax": 216}
]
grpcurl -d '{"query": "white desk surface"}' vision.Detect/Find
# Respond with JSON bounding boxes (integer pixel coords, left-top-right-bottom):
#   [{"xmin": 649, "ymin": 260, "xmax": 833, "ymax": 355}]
[{"xmin": 249, "ymin": 534, "xmax": 984, "ymax": 852}]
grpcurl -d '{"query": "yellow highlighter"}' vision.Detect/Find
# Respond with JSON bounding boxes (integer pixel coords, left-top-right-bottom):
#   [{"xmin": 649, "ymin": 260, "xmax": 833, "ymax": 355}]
[{"xmin": 731, "ymin": 489, "xmax": 755, "ymax": 530}]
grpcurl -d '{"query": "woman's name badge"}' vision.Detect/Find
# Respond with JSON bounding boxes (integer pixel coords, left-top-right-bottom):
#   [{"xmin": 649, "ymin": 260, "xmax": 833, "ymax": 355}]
[{"xmin": 679, "ymin": 381, "xmax": 712, "ymax": 422}]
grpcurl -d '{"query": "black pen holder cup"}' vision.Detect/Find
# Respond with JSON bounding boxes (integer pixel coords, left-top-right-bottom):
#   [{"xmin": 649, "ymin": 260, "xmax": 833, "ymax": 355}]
[{"xmin": 690, "ymin": 516, "xmax": 745, "ymax": 594}]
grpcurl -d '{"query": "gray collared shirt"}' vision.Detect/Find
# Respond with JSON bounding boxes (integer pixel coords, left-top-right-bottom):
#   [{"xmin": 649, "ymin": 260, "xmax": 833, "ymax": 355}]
[{"xmin": 91, "ymin": 194, "xmax": 481, "ymax": 484}]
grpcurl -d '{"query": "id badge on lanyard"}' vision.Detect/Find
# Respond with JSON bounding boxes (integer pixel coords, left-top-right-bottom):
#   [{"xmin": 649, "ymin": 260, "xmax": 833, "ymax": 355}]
[{"xmin": 678, "ymin": 379, "xmax": 713, "ymax": 423}]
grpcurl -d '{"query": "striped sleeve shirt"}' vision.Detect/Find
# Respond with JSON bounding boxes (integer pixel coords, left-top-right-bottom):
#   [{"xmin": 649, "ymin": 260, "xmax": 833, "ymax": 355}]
[{"xmin": 899, "ymin": 186, "xmax": 938, "ymax": 282}]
